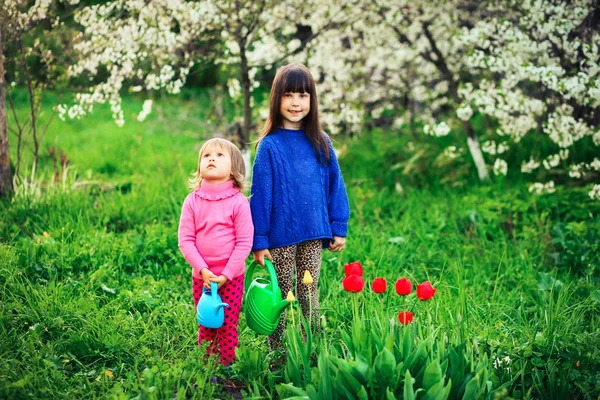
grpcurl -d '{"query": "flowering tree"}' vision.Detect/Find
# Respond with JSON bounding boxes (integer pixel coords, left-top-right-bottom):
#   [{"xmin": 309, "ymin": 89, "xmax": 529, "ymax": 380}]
[
  {"xmin": 0, "ymin": 0, "xmax": 81, "ymax": 197},
  {"xmin": 300, "ymin": 0, "xmax": 599, "ymax": 197},
  {"xmin": 63, "ymin": 0, "xmax": 352, "ymax": 161},
  {"xmin": 302, "ymin": 0, "xmax": 495, "ymax": 180},
  {"xmin": 61, "ymin": 0, "xmax": 213, "ymax": 127},
  {"xmin": 460, "ymin": 0, "xmax": 599, "ymax": 198}
]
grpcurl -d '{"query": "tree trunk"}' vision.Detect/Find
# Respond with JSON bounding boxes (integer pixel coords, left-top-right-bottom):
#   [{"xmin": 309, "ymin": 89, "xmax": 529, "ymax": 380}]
[
  {"xmin": 421, "ymin": 22, "xmax": 489, "ymax": 181},
  {"xmin": 466, "ymin": 130, "xmax": 488, "ymax": 181},
  {"xmin": 239, "ymin": 38, "xmax": 251, "ymax": 151},
  {"xmin": 238, "ymin": 35, "xmax": 252, "ymax": 180},
  {"xmin": 0, "ymin": 31, "xmax": 13, "ymax": 198},
  {"xmin": 20, "ymin": 38, "xmax": 38, "ymax": 181}
]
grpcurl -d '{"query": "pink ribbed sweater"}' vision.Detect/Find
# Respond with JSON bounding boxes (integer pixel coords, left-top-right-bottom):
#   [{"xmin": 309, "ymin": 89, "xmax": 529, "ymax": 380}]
[{"xmin": 177, "ymin": 180, "xmax": 254, "ymax": 280}]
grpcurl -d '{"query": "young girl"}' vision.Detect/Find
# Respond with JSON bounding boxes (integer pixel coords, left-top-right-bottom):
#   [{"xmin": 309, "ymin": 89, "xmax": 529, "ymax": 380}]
[
  {"xmin": 251, "ymin": 64, "xmax": 350, "ymax": 351},
  {"xmin": 178, "ymin": 138, "xmax": 254, "ymax": 366}
]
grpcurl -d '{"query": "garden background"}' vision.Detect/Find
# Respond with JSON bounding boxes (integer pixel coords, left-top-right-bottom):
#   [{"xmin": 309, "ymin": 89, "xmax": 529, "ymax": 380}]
[{"xmin": 1, "ymin": 1, "xmax": 599, "ymax": 399}]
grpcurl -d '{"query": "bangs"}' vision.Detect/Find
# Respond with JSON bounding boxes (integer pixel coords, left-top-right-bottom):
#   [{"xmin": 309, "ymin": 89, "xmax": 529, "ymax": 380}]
[
  {"xmin": 281, "ymin": 68, "xmax": 312, "ymax": 94},
  {"xmin": 199, "ymin": 138, "xmax": 227, "ymax": 156}
]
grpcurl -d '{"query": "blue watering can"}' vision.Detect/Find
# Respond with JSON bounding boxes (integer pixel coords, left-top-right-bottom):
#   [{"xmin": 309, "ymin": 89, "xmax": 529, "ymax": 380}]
[{"xmin": 197, "ymin": 281, "xmax": 229, "ymax": 328}]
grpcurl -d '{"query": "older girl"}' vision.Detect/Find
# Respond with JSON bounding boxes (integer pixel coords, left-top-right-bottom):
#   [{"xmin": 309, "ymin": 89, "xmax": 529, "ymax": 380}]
[{"xmin": 251, "ymin": 64, "xmax": 350, "ymax": 351}]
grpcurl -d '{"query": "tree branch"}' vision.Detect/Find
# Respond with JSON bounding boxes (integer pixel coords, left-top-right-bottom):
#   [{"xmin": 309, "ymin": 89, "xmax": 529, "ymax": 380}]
[{"xmin": 19, "ymin": 37, "xmax": 39, "ymax": 179}]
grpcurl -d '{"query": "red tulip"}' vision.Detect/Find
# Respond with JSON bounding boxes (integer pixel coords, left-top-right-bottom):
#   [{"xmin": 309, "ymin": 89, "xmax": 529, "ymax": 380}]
[
  {"xmin": 342, "ymin": 275, "xmax": 365, "ymax": 292},
  {"xmin": 372, "ymin": 277, "xmax": 387, "ymax": 293},
  {"xmin": 395, "ymin": 278, "xmax": 412, "ymax": 296},
  {"xmin": 416, "ymin": 281, "xmax": 436, "ymax": 301},
  {"xmin": 344, "ymin": 261, "xmax": 363, "ymax": 277},
  {"xmin": 398, "ymin": 311, "xmax": 414, "ymax": 324}
]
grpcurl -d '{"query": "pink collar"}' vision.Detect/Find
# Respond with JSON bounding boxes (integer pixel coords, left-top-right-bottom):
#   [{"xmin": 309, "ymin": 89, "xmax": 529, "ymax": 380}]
[{"xmin": 194, "ymin": 180, "xmax": 239, "ymax": 201}]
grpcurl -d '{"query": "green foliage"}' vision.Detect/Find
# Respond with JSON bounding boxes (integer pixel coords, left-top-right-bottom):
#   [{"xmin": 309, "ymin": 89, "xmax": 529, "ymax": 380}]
[
  {"xmin": 277, "ymin": 309, "xmax": 505, "ymax": 400},
  {"xmin": 2, "ymin": 89, "xmax": 599, "ymax": 398}
]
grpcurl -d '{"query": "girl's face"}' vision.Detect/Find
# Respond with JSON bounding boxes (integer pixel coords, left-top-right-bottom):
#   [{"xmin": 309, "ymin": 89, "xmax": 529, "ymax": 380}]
[
  {"xmin": 199, "ymin": 145, "xmax": 232, "ymax": 184},
  {"xmin": 280, "ymin": 91, "xmax": 310, "ymax": 129}
]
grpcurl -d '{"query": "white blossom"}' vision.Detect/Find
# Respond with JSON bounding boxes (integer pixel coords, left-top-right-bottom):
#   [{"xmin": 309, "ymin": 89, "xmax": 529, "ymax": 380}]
[
  {"xmin": 542, "ymin": 154, "xmax": 561, "ymax": 170},
  {"xmin": 227, "ymin": 78, "xmax": 241, "ymax": 99},
  {"xmin": 493, "ymin": 159, "xmax": 508, "ymax": 176},
  {"xmin": 456, "ymin": 105, "xmax": 473, "ymax": 121},
  {"xmin": 529, "ymin": 181, "xmax": 556, "ymax": 195},
  {"xmin": 493, "ymin": 355, "xmax": 511, "ymax": 372},
  {"xmin": 521, "ymin": 158, "xmax": 540, "ymax": 173},
  {"xmin": 568, "ymin": 163, "xmax": 586, "ymax": 179},
  {"xmin": 137, "ymin": 99, "xmax": 153, "ymax": 122},
  {"xmin": 424, "ymin": 121, "xmax": 451, "ymax": 137},
  {"xmin": 443, "ymin": 146, "xmax": 463, "ymax": 159},
  {"xmin": 482, "ymin": 140, "xmax": 496, "ymax": 155},
  {"xmin": 589, "ymin": 185, "xmax": 600, "ymax": 200}
]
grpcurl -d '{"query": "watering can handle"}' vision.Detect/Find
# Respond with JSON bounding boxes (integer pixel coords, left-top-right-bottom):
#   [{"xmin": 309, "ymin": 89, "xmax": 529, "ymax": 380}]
[
  {"xmin": 245, "ymin": 259, "xmax": 280, "ymax": 293},
  {"xmin": 202, "ymin": 281, "xmax": 219, "ymax": 295}
]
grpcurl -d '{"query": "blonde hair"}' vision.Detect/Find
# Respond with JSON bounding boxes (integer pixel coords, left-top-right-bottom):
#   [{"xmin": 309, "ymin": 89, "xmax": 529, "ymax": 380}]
[{"xmin": 189, "ymin": 138, "xmax": 246, "ymax": 190}]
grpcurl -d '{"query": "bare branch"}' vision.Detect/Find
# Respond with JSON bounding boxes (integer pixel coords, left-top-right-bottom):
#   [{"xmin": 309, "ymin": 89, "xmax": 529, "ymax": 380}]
[{"xmin": 19, "ymin": 37, "xmax": 40, "ymax": 179}]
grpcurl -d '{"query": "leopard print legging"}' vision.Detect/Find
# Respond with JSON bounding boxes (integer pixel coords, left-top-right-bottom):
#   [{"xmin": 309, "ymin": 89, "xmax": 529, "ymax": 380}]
[{"xmin": 269, "ymin": 239, "xmax": 322, "ymax": 351}]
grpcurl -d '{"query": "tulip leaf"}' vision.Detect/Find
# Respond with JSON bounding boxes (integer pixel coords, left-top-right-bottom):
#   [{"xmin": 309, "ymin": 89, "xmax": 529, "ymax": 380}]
[
  {"xmin": 402, "ymin": 329, "xmax": 412, "ymax": 361},
  {"xmin": 342, "ymin": 331, "xmax": 355, "ymax": 357},
  {"xmin": 440, "ymin": 359, "xmax": 449, "ymax": 376},
  {"xmin": 421, "ymin": 378, "xmax": 452, "ymax": 400},
  {"xmin": 462, "ymin": 372, "xmax": 484, "ymax": 400},
  {"xmin": 395, "ymin": 361, "xmax": 406, "ymax": 392},
  {"xmin": 385, "ymin": 332, "xmax": 395, "ymax": 352},
  {"xmin": 285, "ymin": 354, "xmax": 302, "ymax": 387},
  {"xmin": 403, "ymin": 370, "xmax": 415, "ymax": 400},
  {"xmin": 405, "ymin": 339, "xmax": 427, "ymax": 369},
  {"xmin": 357, "ymin": 385, "xmax": 369, "ymax": 400},
  {"xmin": 317, "ymin": 353, "xmax": 332, "ymax": 400},
  {"xmin": 456, "ymin": 372, "xmax": 474, "ymax": 399},
  {"xmin": 386, "ymin": 387, "xmax": 397, "ymax": 400},
  {"xmin": 422, "ymin": 360, "xmax": 443, "ymax": 391},
  {"xmin": 375, "ymin": 347, "xmax": 396, "ymax": 377},
  {"xmin": 332, "ymin": 358, "xmax": 365, "ymax": 395},
  {"xmin": 449, "ymin": 345, "xmax": 467, "ymax": 398},
  {"xmin": 276, "ymin": 383, "xmax": 309, "ymax": 398},
  {"xmin": 352, "ymin": 356, "xmax": 370, "ymax": 382},
  {"xmin": 306, "ymin": 384, "xmax": 318, "ymax": 400}
]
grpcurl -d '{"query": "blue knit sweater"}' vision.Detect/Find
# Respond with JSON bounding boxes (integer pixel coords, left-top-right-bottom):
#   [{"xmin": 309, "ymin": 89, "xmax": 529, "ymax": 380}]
[{"xmin": 250, "ymin": 128, "xmax": 350, "ymax": 251}]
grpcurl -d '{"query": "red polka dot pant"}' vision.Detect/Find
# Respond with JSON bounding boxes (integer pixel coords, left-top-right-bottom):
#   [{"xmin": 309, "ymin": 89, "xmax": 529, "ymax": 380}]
[{"xmin": 193, "ymin": 274, "xmax": 244, "ymax": 366}]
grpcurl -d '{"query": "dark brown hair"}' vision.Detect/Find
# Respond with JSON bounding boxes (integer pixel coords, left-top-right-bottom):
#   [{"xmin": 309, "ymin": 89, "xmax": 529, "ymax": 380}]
[{"xmin": 256, "ymin": 64, "xmax": 330, "ymax": 162}]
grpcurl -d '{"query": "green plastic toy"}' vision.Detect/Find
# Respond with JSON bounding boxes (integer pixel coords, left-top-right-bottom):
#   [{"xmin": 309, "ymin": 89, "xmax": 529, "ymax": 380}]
[{"xmin": 244, "ymin": 259, "xmax": 291, "ymax": 335}]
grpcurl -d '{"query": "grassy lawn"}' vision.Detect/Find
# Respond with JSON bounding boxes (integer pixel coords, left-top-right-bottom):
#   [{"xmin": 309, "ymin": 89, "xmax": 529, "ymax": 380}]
[{"xmin": 1, "ymin": 90, "xmax": 599, "ymax": 399}]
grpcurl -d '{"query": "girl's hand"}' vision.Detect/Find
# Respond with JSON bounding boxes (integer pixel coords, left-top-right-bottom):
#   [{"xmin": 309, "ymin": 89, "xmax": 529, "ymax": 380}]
[
  {"xmin": 201, "ymin": 268, "xmax": 218, "ymax": 289},
  {"xmin": 329, "ymin": 236, "xmax": 346, "ymax": 252},
  {"xmin": 210, "ymin": 275, "xmax": 228, "ymax": 289},
  {"xmin": 253, "ymin": 249, "xmax": 273, "ymax": 267}
]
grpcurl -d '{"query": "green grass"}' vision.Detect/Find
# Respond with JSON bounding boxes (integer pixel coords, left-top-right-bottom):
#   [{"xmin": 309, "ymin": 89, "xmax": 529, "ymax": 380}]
[{"xmin": 1, "ymin": 89, "xmax": 599, "ymax": 399}]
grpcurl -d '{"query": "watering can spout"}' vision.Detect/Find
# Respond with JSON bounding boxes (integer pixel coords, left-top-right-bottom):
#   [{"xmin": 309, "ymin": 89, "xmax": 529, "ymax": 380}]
[
  {"xmin": 275, "ymin": 299, "xmax": 291, "ymax": 315},
  {"xmin": 217, "ymin": 302, "xmax": 229, "ymax": 310}
]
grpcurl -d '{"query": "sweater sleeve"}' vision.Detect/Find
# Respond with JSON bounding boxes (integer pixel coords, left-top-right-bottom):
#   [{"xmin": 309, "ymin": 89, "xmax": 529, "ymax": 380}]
[
  {"xmin": 326, "ymin": 137, "xmax": 350, "ymax": 237},
  {"xmin": 250, "ymin": 141, "xmax": 273, "ymax": 251},
  {"xmin": 221, "ymin": 196, "xmax": 254, "ymax": 280},
  {"xmin": 178, "ymin": 194, "xmax": 209, "ymax": 274}
]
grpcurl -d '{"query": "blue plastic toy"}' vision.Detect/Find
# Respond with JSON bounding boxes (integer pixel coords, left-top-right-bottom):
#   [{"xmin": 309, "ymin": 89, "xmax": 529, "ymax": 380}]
[{"xmin": 197, "ymin": 281, "xmax": 229, "ymax": 328}]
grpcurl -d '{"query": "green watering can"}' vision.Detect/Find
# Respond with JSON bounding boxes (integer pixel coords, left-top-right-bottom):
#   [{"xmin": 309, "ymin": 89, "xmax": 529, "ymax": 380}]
[{"xmin": 244, "ymin": 259, "xmax": 291, "ymax": 335}]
